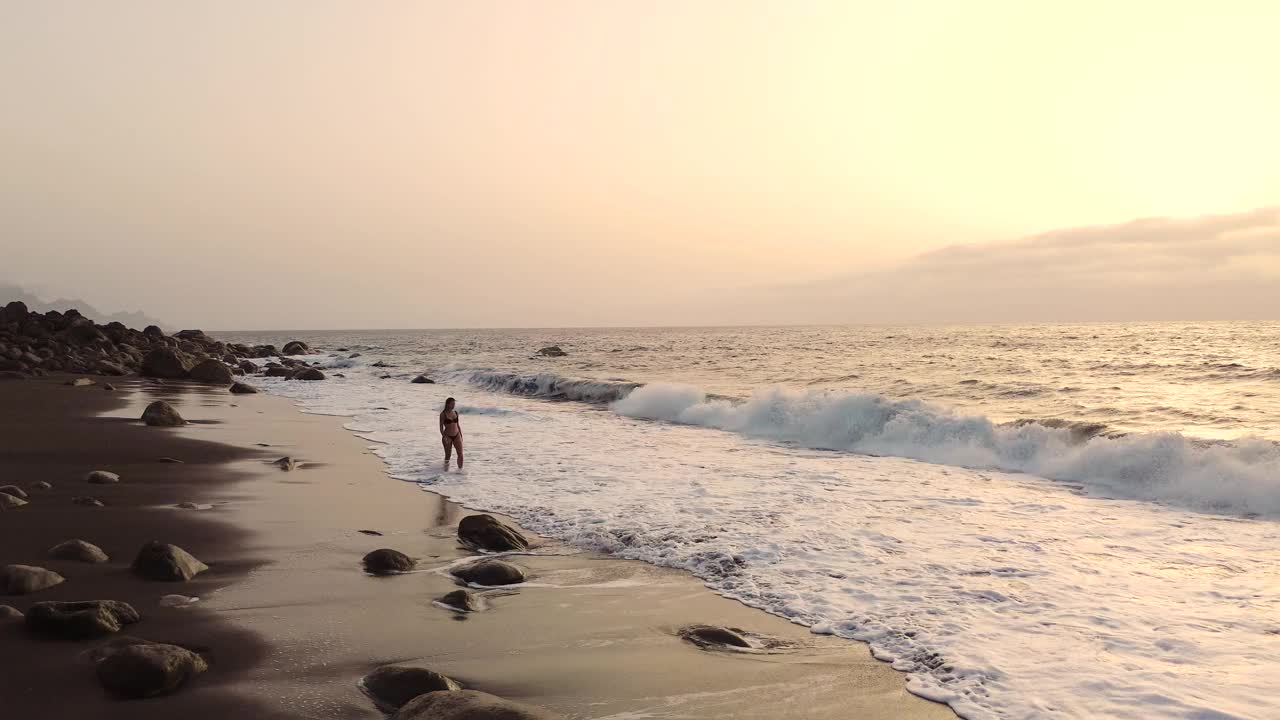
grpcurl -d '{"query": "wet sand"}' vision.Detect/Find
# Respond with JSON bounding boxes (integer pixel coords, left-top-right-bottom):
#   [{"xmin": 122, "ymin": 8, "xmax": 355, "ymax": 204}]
[{"xmin": 0, "ymin": 376, "xmax": 953, "ymax": 719}]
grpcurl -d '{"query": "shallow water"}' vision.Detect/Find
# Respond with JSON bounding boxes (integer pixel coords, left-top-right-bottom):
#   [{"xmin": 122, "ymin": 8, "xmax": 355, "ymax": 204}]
[{"xmin": 224, "ymin": 324, "xmax": 1280, "ymax": 719}]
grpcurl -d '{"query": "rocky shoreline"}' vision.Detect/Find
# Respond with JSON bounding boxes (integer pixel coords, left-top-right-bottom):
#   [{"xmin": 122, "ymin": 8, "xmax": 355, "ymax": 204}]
[{"xmin": 0, "ymin": 303, "xmax": 952, "ymax": 719}]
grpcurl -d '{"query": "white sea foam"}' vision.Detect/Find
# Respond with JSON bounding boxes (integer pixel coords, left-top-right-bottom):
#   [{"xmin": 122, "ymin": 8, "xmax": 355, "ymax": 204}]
[{"xmin": 254, "ymin": 355, "xmax": 1280, "ymax": 719}]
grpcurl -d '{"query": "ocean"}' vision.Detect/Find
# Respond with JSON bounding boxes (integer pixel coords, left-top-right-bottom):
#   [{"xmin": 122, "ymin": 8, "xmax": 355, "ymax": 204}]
[{"xmin": 221, "ymin": 323, "xmax": 1280, "ymax": 719}]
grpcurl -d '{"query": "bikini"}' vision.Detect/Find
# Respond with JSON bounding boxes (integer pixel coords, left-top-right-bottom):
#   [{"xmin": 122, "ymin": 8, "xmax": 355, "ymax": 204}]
[{"xmin": 443, "ymin": 412, "xmax": 460, "ymax": 436}]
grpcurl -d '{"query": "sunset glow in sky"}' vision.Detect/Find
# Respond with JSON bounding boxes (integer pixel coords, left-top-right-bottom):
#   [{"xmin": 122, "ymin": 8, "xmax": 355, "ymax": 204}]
[{"xmin": 3, "ymin": 1, "xmax": 1278, "ymax": 328}]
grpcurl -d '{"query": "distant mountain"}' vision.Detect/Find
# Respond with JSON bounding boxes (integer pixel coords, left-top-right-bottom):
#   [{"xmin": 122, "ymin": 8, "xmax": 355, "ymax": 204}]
[{"xmin": 0, "ymin": 283, "xmax": 169, "ymax": 330}]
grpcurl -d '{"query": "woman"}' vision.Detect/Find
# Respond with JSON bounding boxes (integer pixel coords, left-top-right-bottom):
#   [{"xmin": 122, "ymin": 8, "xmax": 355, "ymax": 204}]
[{"xmin": 439, "ymin": 397, "xmax": 463, "ymax": 469}]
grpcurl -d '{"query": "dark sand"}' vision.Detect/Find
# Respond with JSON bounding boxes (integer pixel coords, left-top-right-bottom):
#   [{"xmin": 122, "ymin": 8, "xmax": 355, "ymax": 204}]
[{"xmin": 0, "ymin": 376, "xmax": 953, "ymax": 719}]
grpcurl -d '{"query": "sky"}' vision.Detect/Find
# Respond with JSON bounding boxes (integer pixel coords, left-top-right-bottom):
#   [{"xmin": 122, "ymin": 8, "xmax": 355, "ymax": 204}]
[{"xmin": 2, "ymin": 1, "xmax": 1277, "ymax": 329}]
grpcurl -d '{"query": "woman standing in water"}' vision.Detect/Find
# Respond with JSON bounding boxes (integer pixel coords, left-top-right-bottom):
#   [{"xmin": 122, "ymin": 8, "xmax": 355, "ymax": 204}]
[{"xmin": 440, "ymin": 397, "xmax": 463, "ymax": 469}]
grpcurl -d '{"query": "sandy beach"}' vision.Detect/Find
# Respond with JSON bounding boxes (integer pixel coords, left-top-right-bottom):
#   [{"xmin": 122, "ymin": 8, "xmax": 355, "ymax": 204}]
[{"xmin": 0, "ymin": 374, "xmax": 953, "ymax": 719}]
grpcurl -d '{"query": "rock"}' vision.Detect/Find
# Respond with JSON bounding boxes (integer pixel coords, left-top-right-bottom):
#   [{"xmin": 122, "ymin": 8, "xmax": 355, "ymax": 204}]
[
  {"xmin": 0, "ymin": 493, "xmax": 28, "ymax": 510},
  {"xmin": 273, "ymin": 456, "xmax": 296, "ymax": 471},
  {"xmin": 25, "ymin": 600, "xmax": 140, "ymax": 638},
  {"xmin": 264, "ymin": 366, "xmax": 294, "ymax": 377},
  {"xmin": 0, "ymin": 484, "xmax": 28, "ymax": 499},
  {"xmin": 0, "ymin": 604, "xmax": 22, "ymax": 620},
  {"xmin": 159, "ymin": 594, "xmax": 199, "ymax": 607},
  {"xmin": 362, "ymin": 548, "xmax": 416, "ymax": 575},
  {"xmin": 72, "ymin": 496, "xmax": 105, "ymax": 507},
  {"xmin": 188, "ymin": 358, "xmax": 233, "ymax": 384},
  {"xmin": 451, "ymin": 559, "xmax": 526, "ymax": 586},
  {"xmin": 1, "ymin": 564, "xmax": 66, "ymax": 595},
  {"xmin": 358, "ymin": 529, "xmax": 383, "ymax": 536},
  {"xmin": 437, "ymin": 589, "xmax": 485, "ymax": 613},
  {"xmin": 95, "ymin": 361, "xmax": 128, "ymax": 376},
  {"xmin": 678, "ymin": 625, "xmax": 753, "ymax": 649},
  {"xmin": 229, "ymin": 381, "xmax": 258, "ymax": 394},
  {"xmin": 140, "ymin": 348, "xmax": 191, "ymax": 379},
  {"xmin": 66, "ymin": 377, "xmax": 95, "ymax": 386},
  {"xmin": 281, "ymin": 340, "xmax": 310, "ymax": 356},
  {"xmin": 290, "ymin": 367, "xmax": 325, "ymax": 381},
  {"xmin": 536, "ymin": 345, "xmax": 567, "ymax": 357},
  {"xmin": 132, "ymin": 541, "xmax": 208, "ymax": 581},
  {"xmin": 142, "ymin": 400, "xmax": 186, "ymax": 426},
  {"xmin": 48, "ymin": 539, "xmax": 110, "ymax": 563},
  {"xmin": 86, "ymin": 470, "xmax": 120, "ymax": 484},
  {"xmin": 103, "ymin": 382, "xmax": 116, "ymax": 390},
  {"xmin": 238, "ymin": 359, "xmax": 259, "ymax": 373},
  {"xmin": 411, "ymin": 375, "xmax": 435, "ymax": 384},
  {"xmin": 0, "ymin": 300, "xmax": 29, "ymax": 323},
  {"xmin": 458, "ymin": 514, "xmax": 530, "ymax": 552},
  {"xmin": 349, "ymin": 352, "xmax": 361, "ymax": 358},
  {"xmin": 362, "ymin": 665, "xmax": 462, "ymax": 711},
  {"xmin": 371, "ymin": 360, "xmax": 395, "ymax": 368},
  {"xmin": 159, "ymin": 456, "xmax": 184, "ymax": 463},
  {"xmin": 30, "ymin": 481, "xmax": 53, "ymax": 490},
  {"xmin": 174, "ymin": 502, "xmax": 210, "ymax": 510},
  {"xmin": 393, "ymin": 690, "xmax": 559, "ymax": 720},
  {"xmin": 96, "ymin": 640, "xmax": 208, "ymax": 698},
  {"xmin": 142, "ymin": 324, "xmax": 165, "ymax": 338}
]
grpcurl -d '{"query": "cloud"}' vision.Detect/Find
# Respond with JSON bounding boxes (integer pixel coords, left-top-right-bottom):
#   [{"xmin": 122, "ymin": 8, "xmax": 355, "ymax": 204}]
[{"xmin": 718, "ymin": 206, "xmax": 1280, "ymax": 324}]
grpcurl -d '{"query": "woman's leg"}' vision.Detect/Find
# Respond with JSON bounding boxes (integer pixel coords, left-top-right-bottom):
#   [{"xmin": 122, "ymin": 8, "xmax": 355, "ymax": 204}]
[
  {"xmin": 442, "ymin": 434, "xmax": 453, "ymax": 467},
  {"xmin": 451, "ymin": 433, "xmax": 464, "ymax": 468}
]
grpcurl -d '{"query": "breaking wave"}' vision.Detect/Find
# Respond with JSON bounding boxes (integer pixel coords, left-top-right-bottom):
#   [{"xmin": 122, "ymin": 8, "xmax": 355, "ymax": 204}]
[{"xmin": 612, "ymin": 383, "xmax": 1280, "ymax": 516}]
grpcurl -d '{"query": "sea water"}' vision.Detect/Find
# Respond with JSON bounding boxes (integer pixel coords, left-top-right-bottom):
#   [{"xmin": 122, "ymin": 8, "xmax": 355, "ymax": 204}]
[{"xmin": 222, "ymin": 324, "xmax": 1280, "ymax": 719}]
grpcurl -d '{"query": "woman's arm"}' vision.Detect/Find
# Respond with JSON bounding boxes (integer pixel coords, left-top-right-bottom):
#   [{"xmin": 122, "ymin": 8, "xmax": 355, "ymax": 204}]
[{"xmin": 439, "ymin": 411, "xmax": 446, "ymax": 435}]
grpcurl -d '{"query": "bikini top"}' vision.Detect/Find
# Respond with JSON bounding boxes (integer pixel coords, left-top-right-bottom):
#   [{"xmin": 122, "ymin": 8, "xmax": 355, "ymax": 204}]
[{"xmin": 443, "ymin": 412, "xmax": 459, "ymax": 425}]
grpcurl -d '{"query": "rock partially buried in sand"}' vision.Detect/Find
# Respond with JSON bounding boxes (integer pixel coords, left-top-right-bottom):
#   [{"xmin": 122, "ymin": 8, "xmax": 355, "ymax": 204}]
[
  {"xmin": 73, "ymin": 496, "xmax": 105, "ymax": 507},
  {"xmin": 142, "ymin": 400, "xmax": 186, "ymax": 427},
  {"xmin": 0, "ymin": 494, "xmax": 28, "ymax": 510},
  {"xmin": 451, "ymin": 559, "xmax": 526, "ymax": 586},
  {"xmin": 85, "ymin": 470, "xmax": 120, "ymax": 484},
  {"xmin": 229, "ymin": 381, "xmax": 259, "ymax": 394},
  {"xmin": 393, "ymin": 690, "xmax": 559, "ymax": 720},
  {"xmin": 458, "ymin": 514, "xmax": 529, "ymax": 552},
  {"xmin": 536, "ymin": 345, "xmax": 568, "ymax": 357},
  {"xmin": 437, "ymin": 589, "xmax": 485, "ymax": 613},
  {"xmin": 132, "ymin": 541, "xmax": 208, "ymax": 581},
  {"xmin": 0, "ymin": 485, "xmax": 28, "ymax": 499},
  {"xmin": 411, "ymin": 375, "xmax": 434, "ymax": 384},
  {"xmin": 290, "ymin": 367, "xmax": 325, "ymax": 381},
  {"xmin": 48, "ymin": 539, "xmax": 110, "ymax": 563},
  {"xmin": 273, "ymin": 456, "xmax": 296, "ymax": 471},
  {"xmin": 0, "ymin": 604, "xmax": 22, "ymax": 620},
  {"xmin": 159, "ymin": 456, "xmax": 184, "ymax": 464},
  {"xmin": 362, "ymin": 549, "xmax": 416, "ymax": 575},
  {"xmin": 103, "ymin": 383, "xmax": 116, "ymax": 391},
  {"xmin": 679, "ymin": 625, "xmax": 753, "ymax": 649},
  {"xmin": 362, "ymin": 665, "xmax": 462, "ymax": 711},
  {"xmin": 66, "ymin": 377, "xmax": 95, "ymax": 386},
  {"xmin": 26, "ymin": 600, "xmax": 140, "ymax": 638},
  {"xmin": 95, "ymin": 640, "xmax": 208, "ymax": 698},
  {"xmin": 1, "ymin": 564, "xmax": 66, "ymax": 595},
  {"xmin": 30, "ymin": 480, "xmax": 53, "ymax": 491},
  {"xmin": 188, "ymin": 358, "xmax": 233, "ymax": 384}
]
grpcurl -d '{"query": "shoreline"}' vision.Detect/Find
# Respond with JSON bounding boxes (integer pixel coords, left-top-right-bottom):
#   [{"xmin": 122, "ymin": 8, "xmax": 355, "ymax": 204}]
[{"xmin": 1, "ymin": 374, "xmax": 953, "ymax": 719}]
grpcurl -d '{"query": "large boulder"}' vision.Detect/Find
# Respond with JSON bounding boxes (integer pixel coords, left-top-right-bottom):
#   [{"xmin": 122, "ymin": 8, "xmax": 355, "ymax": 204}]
[
  {"xmin": 142, "ymin": 401, "xmax": 186, "ymax": 427},
  {"xmin": 188, "ymin": 359, "xmax": 233, "ymax": 384},
  {"xmin": 281, "ymin": 340, "xmax": 310, "ymax": 356},
  {"xmin": 536, "ymin": 345, "xmax": 568, "ymax": 357},
  {"xmin": 1, "ymin": 564, "xmax": 66, "ymax": 595},
  {"xmin": 411, "ymin": 375, "xmax": 434, "ymax": 384},
  {"xmin": 140, "ymin": 348, "xmax": 190, "ymax": 379},
  {"xmin": 132, "ymin": 541, "xmax": 208, "ymax": 581},
  {"xmin": 25, "ymin": 600, "xmax": 140, "ymax": 638},
  {"xmin": 393, "ymin": 690, "xmax": 559, "ymax": 720},
  {"xmin": 95, "ymin": 640, "xmax": 208, "ymax": 698},
  {"xmin": 362, "ymin": 665, "xmax": 461, "ymax": 711},
  {"xmin": 238, "ymin": 359, "xmax": 259, "ymax": 374},
  {"xmin": 458, "ymin": 514, "xmax": 529, "ymax": 552},
  {"xmin": 363, "ymin": 549, "xmax": 415, "ymax": 575},
  {"xmin": 291, "ymin": 367, "xmax": 325, "ymax": 381},
  {"xmin": 229, "ymin": 381, "xmax": 259, "ymax": 394},
  {"xmin": 451, "ymin": 559, "xmax": 526, "ymax": 586},
  {"xmin": 265, "ymin": 366, "xmax": 293, "ymax": 377},
  {"xmin": 48, "ymin": 539, "xmax": 110, "ymax": 563},
  {"xmin": 0, "ymin": 300, "xmax": 29, "ymax": 323}
]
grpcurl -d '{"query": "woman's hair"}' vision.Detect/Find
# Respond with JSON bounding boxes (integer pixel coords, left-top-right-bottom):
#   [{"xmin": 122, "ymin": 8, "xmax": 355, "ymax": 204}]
[{"xmin": 445, "ymin": 397, "xmax": 456, "ymax": 408}]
